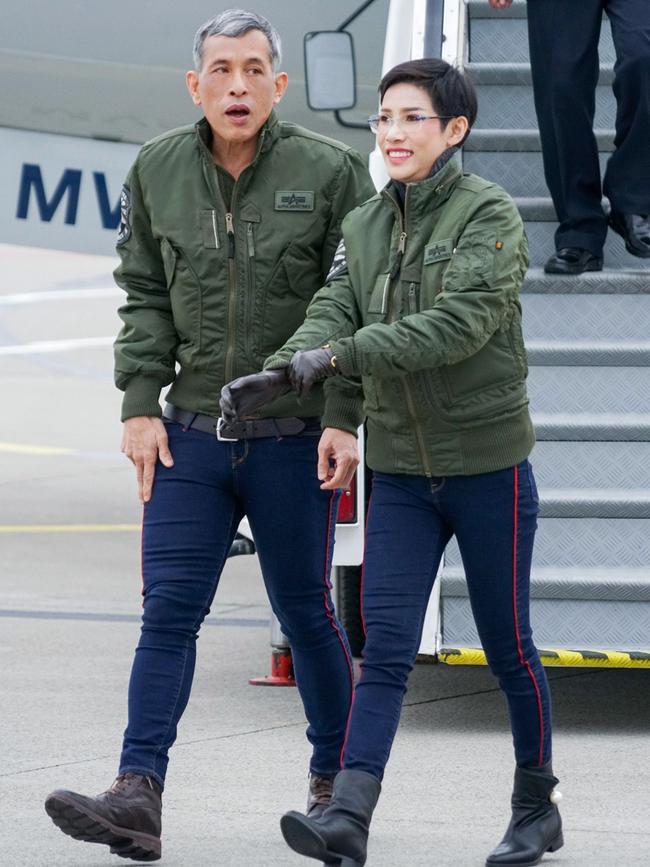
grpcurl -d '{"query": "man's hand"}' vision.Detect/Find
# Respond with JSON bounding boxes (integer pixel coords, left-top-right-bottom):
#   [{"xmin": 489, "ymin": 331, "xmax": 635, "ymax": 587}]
[
  {"xmin": 121, "ymin": 416, "xmax": 174, "ymax": 504},
  {"xmin": 488, "ymin": 0, "xmax": 513, "ymax": 8},
  {"xmin": 220, "ymin": 368, "xmax": 291, "ymax": 423},
  {"xmin": 289, "ymin": 347, "xmax": 339, "ymax": 399},
  {"xmin": 318, "ymin": 427, "xmax": 360, "ymax": 491}
]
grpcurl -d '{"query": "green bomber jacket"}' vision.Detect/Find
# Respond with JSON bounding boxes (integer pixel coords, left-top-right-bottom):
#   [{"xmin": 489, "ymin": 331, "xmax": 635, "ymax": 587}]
[
  {"xmin": 113, "ymin": 110, "xmax": 375, "ymax": 424},
  {"xmin": 265, "ymin": 153, "xmax": 535, "ymax": 476}
]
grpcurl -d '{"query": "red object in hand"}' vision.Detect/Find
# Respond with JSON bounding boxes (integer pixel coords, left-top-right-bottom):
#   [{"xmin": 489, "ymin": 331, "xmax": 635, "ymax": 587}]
[{"xmin": 336, "ymin": 475, "xmax": 357, "ymax": 523}]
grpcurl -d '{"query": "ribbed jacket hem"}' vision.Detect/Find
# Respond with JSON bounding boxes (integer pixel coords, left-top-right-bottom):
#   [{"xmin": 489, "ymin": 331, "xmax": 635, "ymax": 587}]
[{"xmin": 366, "ymin": 408, "xmax": 535, "ymax": 476}]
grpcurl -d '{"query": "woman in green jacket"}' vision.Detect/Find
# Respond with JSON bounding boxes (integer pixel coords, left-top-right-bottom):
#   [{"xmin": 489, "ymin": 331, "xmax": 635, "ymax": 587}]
[{"xmin": 221, "ymin": 59, "xmax": 563, "ymax": 867}]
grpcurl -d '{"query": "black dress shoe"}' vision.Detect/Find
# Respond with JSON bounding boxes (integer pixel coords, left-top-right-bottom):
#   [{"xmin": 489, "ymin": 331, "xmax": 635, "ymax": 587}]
[
  {"xmin": 544, "ymin": 247, "xmax": 603, "ymax": 275},
  {"xmin": 608, "ymin": 211, "xmax": 650, "ymax": 258}
]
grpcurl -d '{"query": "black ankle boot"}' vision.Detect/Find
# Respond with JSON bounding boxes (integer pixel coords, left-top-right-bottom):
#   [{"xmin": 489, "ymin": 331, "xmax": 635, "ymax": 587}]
[
  {"xmin": 45, "ymin": 773, "xmax": 162, "ymax": 861},
  {"xmin": 486, "ymin": 764, "xmax": 563, "ymax": 866},
  {"xmin": 281, "ymin": 769, "xmax": 381, "ymax": 866}
]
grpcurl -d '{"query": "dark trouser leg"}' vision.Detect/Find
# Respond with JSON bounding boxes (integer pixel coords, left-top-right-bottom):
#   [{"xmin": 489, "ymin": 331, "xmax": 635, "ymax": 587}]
[
  {"xmin": 341, "ymin": 473, "xmax": 450, "ymax": 779},
  {"xmin": 603, "ymin": 0, "xmax": 650, "ymax": 213},
  {"xmin": 451, "ymin": 461, "xmax": 552, "ymax": 768},
  {"xmin": 527, "ymin": 0, "xmax": 608, "ymax": 255},
  {"xmin": 119, "ymin": 423, "xmax": 243, "ymax": 787},
  {"xmin": 241, "ymin": 432, "xmax": 354, "ymax": 777}
]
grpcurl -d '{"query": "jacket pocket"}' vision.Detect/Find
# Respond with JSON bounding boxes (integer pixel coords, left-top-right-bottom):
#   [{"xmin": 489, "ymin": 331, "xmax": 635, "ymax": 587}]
[
  {"xmin": 253, "ymin": 242, "xmax": 320, "ymax": 358},
  {"xmin": 367, "ymin": 273, "xmax": 391, "ymax": 316},
  {"xmin": 439, "ymin": 327, "xmax": 520, "ymax": 404},
  {"xmin": 159, "ymin": 237, "xmax": 203, "ymax": 362}
]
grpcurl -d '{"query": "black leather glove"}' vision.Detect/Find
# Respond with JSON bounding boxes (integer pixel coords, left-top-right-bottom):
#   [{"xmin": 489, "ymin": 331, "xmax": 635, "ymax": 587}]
[
  {"xmin": 219, "ymin": 368, "xmax": 291, "ymax": 423},
  {"xmin": 288, "ymin": 347, "xmax": 339, "ymax": 399}
]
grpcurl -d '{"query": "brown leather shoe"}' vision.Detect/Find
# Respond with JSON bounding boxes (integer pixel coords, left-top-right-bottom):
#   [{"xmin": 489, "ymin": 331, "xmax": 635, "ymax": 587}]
[
  {"xmin": 306, "ymin": 773, "xmax": 334, "ymax": 818},
  {"xmin": 44, "ymin": 773, "xmax": 162, "ymax": 861}
]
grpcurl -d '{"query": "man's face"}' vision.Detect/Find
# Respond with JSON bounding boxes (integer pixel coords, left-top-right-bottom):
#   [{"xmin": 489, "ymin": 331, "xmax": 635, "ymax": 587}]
[
  {"xmin": 378, "ymin": 82, "xmax": 466, "ymax": 183},
  {"xmin": 186, "ymin": 29, "xmax": 288, "ymax": 145}
]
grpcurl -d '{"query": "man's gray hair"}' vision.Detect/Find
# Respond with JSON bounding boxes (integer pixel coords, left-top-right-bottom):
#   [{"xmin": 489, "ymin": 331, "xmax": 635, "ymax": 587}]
[{"xmin": 193, "ymin": 9, "xmax": 282, "ymax": 71}]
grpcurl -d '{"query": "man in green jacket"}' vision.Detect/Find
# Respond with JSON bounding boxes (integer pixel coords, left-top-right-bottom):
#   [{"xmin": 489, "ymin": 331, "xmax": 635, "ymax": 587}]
[{"xmin": 44, "ymin": 10, "xmax": 374, "ymax": 862}]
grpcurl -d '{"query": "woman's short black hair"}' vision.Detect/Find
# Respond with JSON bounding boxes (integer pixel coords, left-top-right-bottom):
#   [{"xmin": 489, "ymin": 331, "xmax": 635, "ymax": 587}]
[{"xmin": 379, "ymin": 58, "xmax": 478, "ymax": 144}]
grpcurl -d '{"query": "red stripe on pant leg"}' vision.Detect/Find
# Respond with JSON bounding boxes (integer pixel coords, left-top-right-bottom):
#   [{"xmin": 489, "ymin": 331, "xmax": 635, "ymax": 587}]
[
  {"xmin": 320, "ymin": 491, "xmax": 356, "ymax": 769},
  {"xmin": 511, "ymin": 465, "xmax": 545, "ymax": 767}
]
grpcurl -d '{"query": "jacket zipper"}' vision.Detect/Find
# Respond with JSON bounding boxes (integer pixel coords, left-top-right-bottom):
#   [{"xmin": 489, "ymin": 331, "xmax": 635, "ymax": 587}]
[
  {"xmin": 200, "ymin": 126, "xmax": 269, "ymax": 386},
  {"xmin": 224, "ymin": 210, "xmax": 237, "ymax": 382},
  {"xmin": 385, "ymin": 188, "xmax": 433, "ymax": 477}
]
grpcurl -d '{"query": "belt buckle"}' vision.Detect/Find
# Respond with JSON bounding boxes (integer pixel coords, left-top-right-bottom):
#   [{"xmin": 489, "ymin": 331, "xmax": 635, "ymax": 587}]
[{"xmin": 216, "ymin": 417, "xmax": 239, "ymax": 442}]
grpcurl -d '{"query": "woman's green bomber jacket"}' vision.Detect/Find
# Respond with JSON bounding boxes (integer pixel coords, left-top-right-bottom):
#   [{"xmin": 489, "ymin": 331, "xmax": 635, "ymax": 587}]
[{"xmin": 265, "ymin": 154, "xmax": 535, "ymax": 477}]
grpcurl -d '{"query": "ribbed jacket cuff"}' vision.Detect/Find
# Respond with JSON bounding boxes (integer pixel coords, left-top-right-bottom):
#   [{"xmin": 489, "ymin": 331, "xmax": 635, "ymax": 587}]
[
  {"xmin": 330, "ymin": 338, "xmax": 359, "ymax": 376},
  {"xmin": 321, "ymin": 393, "xmax": 363, "ymax": 435},
  {"xmin": 263, "ymin": 354, "xmax": 291, "ymax": 370},
  {"xmin": 121, "ymin": 376, "xmax": 163, "ymax": 421}
]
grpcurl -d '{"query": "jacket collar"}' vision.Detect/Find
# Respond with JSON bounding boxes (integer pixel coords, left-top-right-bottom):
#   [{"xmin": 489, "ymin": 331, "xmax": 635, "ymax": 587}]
[
  {"xmin": 195, "ymin": 109, "xmax": 280, "ymax": 166},
  {"xmin": 384, "ymin": 147, "xmax": 463, "ymax": 215}
]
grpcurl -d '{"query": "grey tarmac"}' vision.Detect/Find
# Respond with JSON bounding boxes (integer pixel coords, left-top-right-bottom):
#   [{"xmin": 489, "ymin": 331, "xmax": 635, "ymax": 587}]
[{"xmin": 1, "ymin": 245, "xmax": 648, "ymax": 867}]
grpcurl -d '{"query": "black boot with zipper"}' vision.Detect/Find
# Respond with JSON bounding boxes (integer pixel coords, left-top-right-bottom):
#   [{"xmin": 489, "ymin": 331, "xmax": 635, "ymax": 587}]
[
  {"xmin": 486, "ymin": 764, "xmax": 563, "ymax": 867},
  {"xmin": 280, "ymin": 769, "xmax": 381, "ymax": 867}
]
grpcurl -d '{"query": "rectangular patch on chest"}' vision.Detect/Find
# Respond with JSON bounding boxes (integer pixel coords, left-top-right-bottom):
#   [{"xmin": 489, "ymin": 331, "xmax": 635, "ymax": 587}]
[
  {"xmin": 274, "ymin": 191, "xmax": 315, "ymax": 211},
  {"xmin": 424, "ymin": 239, "xmax": 454, "ymax": 265}
]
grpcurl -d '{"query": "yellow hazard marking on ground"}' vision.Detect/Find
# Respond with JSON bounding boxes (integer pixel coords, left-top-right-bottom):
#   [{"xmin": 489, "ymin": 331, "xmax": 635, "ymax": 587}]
[
  {"xmin": 0, "ymin": 524, "xmax": 140, "ymax": 534},
  {"xmin": 0, "ymin": 442, "xmax": 76, "ymax": 455},
  {"xmin": 439, "ymin": 646, "xmax": 650, "ymax": 669}
]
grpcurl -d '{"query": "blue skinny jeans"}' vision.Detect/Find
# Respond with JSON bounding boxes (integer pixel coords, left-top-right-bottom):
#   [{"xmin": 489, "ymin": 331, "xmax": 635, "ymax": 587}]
[
  {"xmin": 342, "ymin": 461, "xmax": 552, "ymax": 780},
  {"xmin": 119, "ymin": 420, "xmax": 354, "ymax": 788}
]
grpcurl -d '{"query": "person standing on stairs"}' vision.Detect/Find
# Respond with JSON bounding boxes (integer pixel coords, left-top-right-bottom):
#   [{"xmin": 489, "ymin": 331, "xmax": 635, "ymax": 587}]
[
  {"xmin": 221, "ymin": 58, "xmax": 564, "ymax": 867},
  {"xmin": 490, "ymin": 0, "xmax": 650, "ymax": 274}
]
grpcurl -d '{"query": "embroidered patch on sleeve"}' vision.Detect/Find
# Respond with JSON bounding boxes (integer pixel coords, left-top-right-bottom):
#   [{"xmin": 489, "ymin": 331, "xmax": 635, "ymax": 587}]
[
  {"xmin": 116, "ymin": 185, "xmax": 132, "ymax": 246},
  {"xmin": 326, "ymin": 238, "xmax": 348, "ymax": 282}
]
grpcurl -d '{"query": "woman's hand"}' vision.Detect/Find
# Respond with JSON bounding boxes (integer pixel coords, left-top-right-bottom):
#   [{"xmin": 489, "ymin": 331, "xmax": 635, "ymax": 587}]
[
  {"xmin": 219, "ymin": 368, "xmax": 291, "ymax": 422},
  {"xmin": 289, "ymin": 347, "xmax": 339, "ymax": 398}
]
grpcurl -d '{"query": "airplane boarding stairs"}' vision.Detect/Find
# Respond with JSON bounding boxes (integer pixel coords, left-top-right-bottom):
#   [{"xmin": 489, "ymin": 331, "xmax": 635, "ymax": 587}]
[{"xmin": 435, "ymin": 0, "xmax": 650, "ymax": 667}]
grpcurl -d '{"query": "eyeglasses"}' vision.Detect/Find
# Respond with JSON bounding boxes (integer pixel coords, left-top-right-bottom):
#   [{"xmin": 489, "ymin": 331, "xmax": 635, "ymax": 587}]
[{"xmin": 367, "ymin": 113, "xmax": 453, "ymax": 134}]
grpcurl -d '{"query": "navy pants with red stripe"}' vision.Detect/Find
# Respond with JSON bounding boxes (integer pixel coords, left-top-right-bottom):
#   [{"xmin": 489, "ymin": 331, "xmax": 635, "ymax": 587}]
[
  {"xmin": 342, "ymin": 461, "xmax": 552, "ymax": 779},
  {"xmin": 119, "ymin": 419, "xmax": 353, "ymax": 788}
]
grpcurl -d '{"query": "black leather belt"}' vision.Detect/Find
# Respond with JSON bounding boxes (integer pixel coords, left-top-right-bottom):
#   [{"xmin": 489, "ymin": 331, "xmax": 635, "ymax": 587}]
[{"xmin": 163, "ymin": 405, "xmax": 317, "ymax": 441}]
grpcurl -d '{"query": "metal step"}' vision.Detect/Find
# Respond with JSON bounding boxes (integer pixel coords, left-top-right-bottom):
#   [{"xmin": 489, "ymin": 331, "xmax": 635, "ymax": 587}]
[
  {"xmin": 539, "ymin": 490, "xmax": 650, "ymax": 519},
  {"xmin": 531, "ymin": 441, "xmax": 650, "ymax": 490},
  {"xmin": 522, "ymin": 292, "xmax": 650, "ymax": 342},
  {"xmin": 533, "ymin": 414, "xmax": 650, "ymax": 442},
  {"xmin": 444, "ymin": 517, "xmax": 650, "ymax": 569},
  {"xmin": 521, "ymin": 268, "xmax": 650, "ymax": 295},
  {"xmin": 442, "ymin": 566, "xmax": 650, "ymax": 601},
  {"xmin": 467, "ymin": 8, "xmax": 614, "ymax": 65},
  {"xmin": 440, "ymin": 563, "xmax": 650, "ymax": 652},
  {"xmin": 464, "ymin": 150, "xmax": 608, "ymax": 197},
  {"xmin": 440, "ymin": 595, "xmax": 650, "ymax": 652},
  {"xmin": 523, "ymin": 221, "xmax": 647, "ymax": 268},
  {"xmin": 465, "ymin": 129, "xmax": 615, "ymax": 152},
  {"xmin": 528, "ymin": 366, "xmax": 650, "ymax": 415},
  {"xmin": 527, "ymin": 341, "xmax": 650, "ymax": 366},
  {"xmin": 467, "ymin": 61, "xmax": 615, "ymax": 129},
  {"xmin": 468, "ymin": 63, "xmax": 615, "ymax": 87}
]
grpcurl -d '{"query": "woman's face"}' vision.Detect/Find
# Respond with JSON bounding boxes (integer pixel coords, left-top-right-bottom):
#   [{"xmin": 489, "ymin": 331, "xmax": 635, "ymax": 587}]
[{"xmin": 377, "ymin": 82, "xmax": 468, "ymax": 183}]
